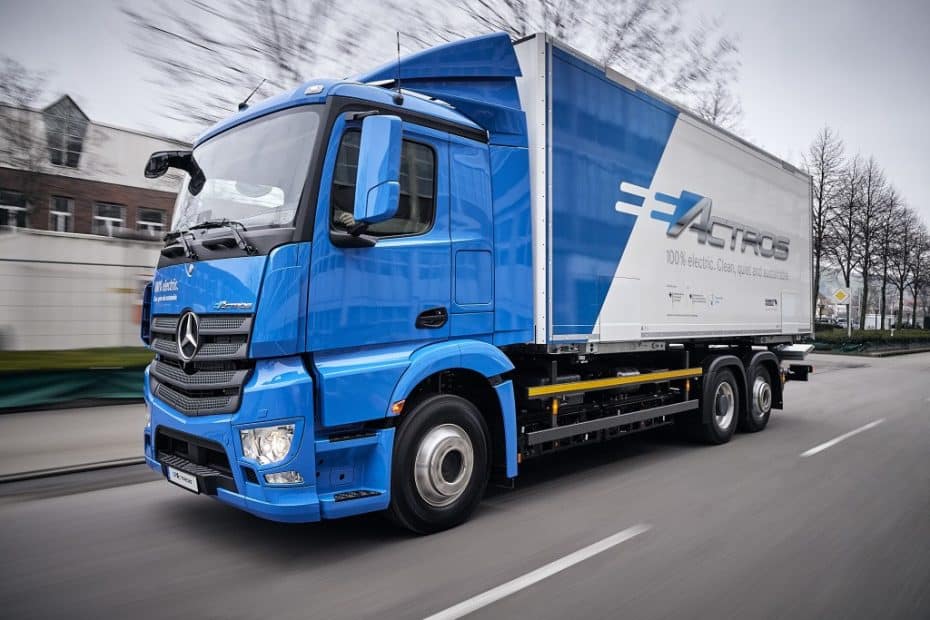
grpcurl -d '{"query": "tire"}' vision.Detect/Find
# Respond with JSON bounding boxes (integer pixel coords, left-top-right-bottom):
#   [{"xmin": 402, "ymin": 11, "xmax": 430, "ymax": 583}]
[
  {"xmin": 695, "ymin": 368, "xmax": 740, "ymax": 444},
  {"xmin": 739, "ymin": 365, "xmax": 773, "ymax": 433},
  {"xmin": 388, "ymin": 394, "xmax": 489, "ymax": 534}
]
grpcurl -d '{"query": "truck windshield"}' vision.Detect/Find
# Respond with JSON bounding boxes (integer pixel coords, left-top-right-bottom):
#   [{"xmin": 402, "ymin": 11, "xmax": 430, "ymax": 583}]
[{"xmin": 171, "ymin": 107, "xmax": 320, "ymax": 232}]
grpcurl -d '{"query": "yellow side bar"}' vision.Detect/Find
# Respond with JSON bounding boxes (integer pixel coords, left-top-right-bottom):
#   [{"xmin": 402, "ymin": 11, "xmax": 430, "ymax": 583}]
[{"xmin": 527, "ymin": 367, "xmax": 704, "ymax": 399}]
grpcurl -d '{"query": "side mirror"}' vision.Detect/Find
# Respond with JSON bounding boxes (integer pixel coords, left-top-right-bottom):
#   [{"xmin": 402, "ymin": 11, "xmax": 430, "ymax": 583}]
[
  {"xmin": 145, "ymin": 150, "xmax": 205, "ymax": 195},
  {"xmin": 353, "ymin": 115, "xmax": 402, "ymax": 224},
  {"xmin": 144, "ymin": 151, "xmax": 175, "ymax": 179}
]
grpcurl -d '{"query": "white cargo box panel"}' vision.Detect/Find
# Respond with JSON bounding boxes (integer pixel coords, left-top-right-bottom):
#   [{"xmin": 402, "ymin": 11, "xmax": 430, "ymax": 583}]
[{"xmin": 514, "ymin": 34, "xmax": 812, "ymax": 345}]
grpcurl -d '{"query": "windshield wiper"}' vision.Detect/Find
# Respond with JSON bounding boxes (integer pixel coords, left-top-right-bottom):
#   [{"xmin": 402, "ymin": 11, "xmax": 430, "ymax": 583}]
[
  {"xmin": 189, "ymin": 219, "xmax": 258, "ymax": 255},
  {"xmin": 161, "ymin": 229, "xmax": 199, "ymax": 260}
]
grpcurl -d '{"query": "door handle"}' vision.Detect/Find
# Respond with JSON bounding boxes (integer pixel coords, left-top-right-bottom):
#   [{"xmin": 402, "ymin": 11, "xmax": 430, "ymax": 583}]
[{"xmin": 416, "ymin": 307, "xmax": 448, "ymax": 329}]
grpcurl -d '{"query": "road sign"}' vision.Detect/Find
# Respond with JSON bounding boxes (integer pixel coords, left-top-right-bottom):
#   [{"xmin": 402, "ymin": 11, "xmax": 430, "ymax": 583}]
[{"xmin": 831, "ymin": 288, "xmax": 850, "ymax": 304}]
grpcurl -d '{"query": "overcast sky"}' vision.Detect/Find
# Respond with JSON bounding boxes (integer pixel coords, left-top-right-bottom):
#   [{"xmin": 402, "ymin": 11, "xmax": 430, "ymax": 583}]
[{"xmin": 1, "ymin": 0, "xmax": 927, "ymax": 222}]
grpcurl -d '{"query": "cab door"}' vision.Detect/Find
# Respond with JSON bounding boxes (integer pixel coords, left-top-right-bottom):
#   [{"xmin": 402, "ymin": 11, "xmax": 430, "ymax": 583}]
[{"xmin": 307, "ymin": 118, "xmax": 451, "ymax": 352}]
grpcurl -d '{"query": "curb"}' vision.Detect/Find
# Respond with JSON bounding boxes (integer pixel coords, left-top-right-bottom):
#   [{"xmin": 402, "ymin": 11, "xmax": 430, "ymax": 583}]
[{"xmin": 0, "ymin": 457, "xmax": 146, "ymax": 484}]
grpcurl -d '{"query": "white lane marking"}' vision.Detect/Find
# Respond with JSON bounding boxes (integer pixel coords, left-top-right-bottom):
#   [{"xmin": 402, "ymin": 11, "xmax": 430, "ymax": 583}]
[
  {"xmin": 423, "ymin": 524, "xmax": 651, "ymax": 620},
  {"xmin": 800, "ymin": 419, "xmax": 886, "ymax": 458}
]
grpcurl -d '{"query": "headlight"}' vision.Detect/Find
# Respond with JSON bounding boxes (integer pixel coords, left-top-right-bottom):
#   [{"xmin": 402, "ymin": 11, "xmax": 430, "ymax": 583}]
[
  {"xmin": 240, "ymin": 424, "xmax": 295, "ymax": 465},
  {"xmin": 144, "ymin": 407, "xmax": 151, "ymax": 428}
]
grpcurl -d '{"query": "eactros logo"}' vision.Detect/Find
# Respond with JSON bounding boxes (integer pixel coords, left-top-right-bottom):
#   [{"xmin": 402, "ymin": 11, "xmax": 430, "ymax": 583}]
[{"xmin": 616, "ymin": 183, "xmax": 790, "ymax": 261}]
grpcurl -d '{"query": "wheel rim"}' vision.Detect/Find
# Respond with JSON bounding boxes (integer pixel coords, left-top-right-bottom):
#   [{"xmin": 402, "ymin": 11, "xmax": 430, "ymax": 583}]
[
  {"xmin": 414, "ymin": 423, "xmax": 474, "ymax": 507},
  {"xmin": 752, "ymin": 376, "xmax": 772, "ymax": 418},
  {"xmin": 714, "ymin": 381, "xmax": 735, "ymax": 430}
]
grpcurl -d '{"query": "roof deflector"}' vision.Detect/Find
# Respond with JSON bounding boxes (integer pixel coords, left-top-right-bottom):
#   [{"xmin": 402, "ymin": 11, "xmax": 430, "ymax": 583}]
[
  {"xmin": 355, "ymin": 32, "xmax": 521, "ymax": 83},
  {"xmin": 355, "ymin": 32, "xmax": 527, "ymax": 146}
]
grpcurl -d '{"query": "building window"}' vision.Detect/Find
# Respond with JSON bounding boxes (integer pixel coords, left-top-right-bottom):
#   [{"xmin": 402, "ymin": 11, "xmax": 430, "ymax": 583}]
[
  {"xmin": 49, "ymin": 196, "xmax": 74, "ymax": 232},
  {"xmin": 330, "ymin": 131, "xmax": 436, "ymax": 237},
  {"xmin": 43, "ymin": 97, "xmax": 89, "ymax": 168},
  {"xmin": 93, "ymin": 202, "xmax": 125, "ymax": 236},
  {"xmin": 136, "ymin": 207, "xmax": 165, "ymax": 237},
  {"xmin": 0, "ymin": 189, "xmax": 28, "ymax": 229}
]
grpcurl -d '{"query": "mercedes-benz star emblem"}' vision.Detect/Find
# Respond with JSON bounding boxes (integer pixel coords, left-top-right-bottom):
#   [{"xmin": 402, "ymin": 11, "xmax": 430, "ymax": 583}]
[{"xmin": 176, "ymin": 311, "xmax": 200, "ymax": 362}]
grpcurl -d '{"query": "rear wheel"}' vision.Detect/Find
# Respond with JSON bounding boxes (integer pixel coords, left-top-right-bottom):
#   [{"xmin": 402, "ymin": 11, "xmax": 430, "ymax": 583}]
[
  {"xmin": 740, "ymin": 365, "xmax": 773, "ymax": 433},
  {"xmin": 694, "ymin": 368, "xmax": 740, "ymax": 444},
  {"xmin": 388, "ymin": 394, "xmax": 489, "ymax": 534}
]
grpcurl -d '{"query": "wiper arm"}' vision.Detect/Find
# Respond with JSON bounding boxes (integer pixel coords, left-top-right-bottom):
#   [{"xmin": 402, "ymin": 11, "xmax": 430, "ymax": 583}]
[
  {"xmin": 189, "ymin": 219, "xmax": 257, "ymax": 255},
  {"xmin": 161, "ymin": 229, "xmax": 198, "ymax": 260}
]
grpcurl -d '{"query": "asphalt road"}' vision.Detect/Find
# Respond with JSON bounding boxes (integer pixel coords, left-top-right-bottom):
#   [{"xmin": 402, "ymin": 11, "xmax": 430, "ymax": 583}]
[
  {"xmin": 0, "ymin": 403, "xmax": 144, "ymax": 478},
  {"xmin": 1, "ymin": 353, "xmax": 928, "ymax": 619}
]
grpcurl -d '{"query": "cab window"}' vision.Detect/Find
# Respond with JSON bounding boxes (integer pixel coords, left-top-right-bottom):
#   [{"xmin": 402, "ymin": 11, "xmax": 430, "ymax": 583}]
[{"xmin": 330, "ymin": 130, "xmax": 435, "ymax": 237}]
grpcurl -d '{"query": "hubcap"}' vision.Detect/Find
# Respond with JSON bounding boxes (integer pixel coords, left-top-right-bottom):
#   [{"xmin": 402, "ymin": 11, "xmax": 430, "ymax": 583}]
[
  {"xmin": 752, "ymin": 376, "xmax": 772, "ymax": 418},
  {"xmin": 414, "ymin": 424, "xmax": 474, "ymax": 507},
  {"xmin": 714, "ymin": 381, "xmax": 735, "ymax": 430}
]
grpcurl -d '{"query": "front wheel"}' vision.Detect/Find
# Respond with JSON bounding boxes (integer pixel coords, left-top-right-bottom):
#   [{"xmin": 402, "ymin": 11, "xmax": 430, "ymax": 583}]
[{"xmin": 388, "ymin": 394, "xmax": 489, "ymax": 534}]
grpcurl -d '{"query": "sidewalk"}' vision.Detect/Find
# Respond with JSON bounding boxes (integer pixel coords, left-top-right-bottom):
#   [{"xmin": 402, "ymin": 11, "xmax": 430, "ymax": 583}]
[{"xmin": 0, "ymin": 403, "xmax": 144, "ymax": 479}]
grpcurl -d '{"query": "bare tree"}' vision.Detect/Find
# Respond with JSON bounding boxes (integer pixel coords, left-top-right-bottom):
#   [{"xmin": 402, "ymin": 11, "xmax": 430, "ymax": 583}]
[
  {"xmin": 828, "ymin": 155, "xmax": 863, "ymax": 291},
  {"xmin": 908, "ymin": 226, "xmax": 929, "ymax": 327},
  {"xmin": 855, "ymin": 157, "xmax": 887, "ymax": 329},
  {"xmin": 127, "ymin": 0, "xmax": 742, "ymax": 135},
  {"xmin": 876, "ymin": 188, "xmax": 903, "ymax": 329},
  {"xmin": 124, "ymin": 0, "xmax": 369, "ymax": 134},
  {"xmin": 0, "ymin": 57, "xmax": 51, "ymax": 224},
  {"xmin": 397, "ymin": 0, "xmax": 741, "ymax": 125},
  {"xmin": 920, "ymin": 277, "xmax": 930, "ymax": 329},
  {"xmin": 803, "ymin": 126, "xmax": 845, "ymax": 316},
  {"xmin": 889, "ymin": 207, "xmax": 918, "ymax": 327},
  {"xmin": 693, "ymin": 79, "xmax": 742, "ymax": 130}
]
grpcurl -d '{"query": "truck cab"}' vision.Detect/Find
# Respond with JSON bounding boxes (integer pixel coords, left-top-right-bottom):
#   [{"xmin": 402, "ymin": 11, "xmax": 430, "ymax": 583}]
[{"xmin": 143, "ymin": 33, "xmax": 532, "ymax": 531}]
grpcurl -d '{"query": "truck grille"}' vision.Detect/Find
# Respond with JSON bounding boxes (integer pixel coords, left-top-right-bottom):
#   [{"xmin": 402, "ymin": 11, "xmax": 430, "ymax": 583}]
[
  {"xmin": 154, "ymin": 381, "xmax": 236, "ymax": 414},
  {"xmin": 148, "ymin": 313, "xmax": 254, "ymax": 416}
]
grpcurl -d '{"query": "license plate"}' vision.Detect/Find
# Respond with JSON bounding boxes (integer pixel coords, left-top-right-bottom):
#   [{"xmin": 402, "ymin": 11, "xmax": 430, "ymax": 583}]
[{"xmin": 167, "ymin": 467, "xmax": 199, "ymax": 493}]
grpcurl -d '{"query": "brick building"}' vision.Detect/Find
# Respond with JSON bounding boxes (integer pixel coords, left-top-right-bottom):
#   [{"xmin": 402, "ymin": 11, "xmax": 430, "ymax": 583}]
[{"xmin": 0, "ymin": 95, "xmax": 188, "ymax": 238}]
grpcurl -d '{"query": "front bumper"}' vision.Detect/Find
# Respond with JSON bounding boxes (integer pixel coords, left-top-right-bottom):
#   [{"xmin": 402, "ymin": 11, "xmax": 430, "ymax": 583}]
[{"xmin": 143, "ymin": 356, "xmax": 393, "ymax": 523}]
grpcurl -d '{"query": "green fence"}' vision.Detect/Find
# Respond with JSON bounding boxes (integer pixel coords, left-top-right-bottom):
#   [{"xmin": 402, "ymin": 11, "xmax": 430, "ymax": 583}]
[{"xmin": 0, "ymin": 348, "xmax": 152, "ymax": 411}]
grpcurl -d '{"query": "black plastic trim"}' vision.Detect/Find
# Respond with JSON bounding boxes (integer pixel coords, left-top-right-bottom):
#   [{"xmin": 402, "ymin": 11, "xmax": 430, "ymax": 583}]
[
  {"xmin": 155, "ymin": 426, "xmax": 237, "ymax": 494},
  {"xmin": 787, "ymin": 364, "xmax": 813, "ymax": 381},
  {"xmin": 334, "ymin": 489, "xmax": 382, "ymax": 502},
  {"xmin": 416, "ymin": 307, "xmax": 448, "ymax": 329},
  {"xmin": 158, "ymin": 452, "xmax": 237, "ymax": 495},
  {"xmin": 156, "ymin": 226, "xmax": 296, "ymax": 268},
  {"xmin": 330, "ymin": 96, "xmax": 488, "ymax": 143},
  {"xmin": 527, "ymin": 400, "xmax": 698, "ymax": 445}
]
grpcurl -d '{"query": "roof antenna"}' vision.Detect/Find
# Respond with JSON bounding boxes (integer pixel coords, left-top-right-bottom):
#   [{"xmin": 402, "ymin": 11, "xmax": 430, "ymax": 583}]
[
  {"xmin": 238, "ymin": 78, "xmax": 266, "ymax": 111},
  {"xmin": 393, "ymin": 32, "xmax": 404, "ymax": 105}
]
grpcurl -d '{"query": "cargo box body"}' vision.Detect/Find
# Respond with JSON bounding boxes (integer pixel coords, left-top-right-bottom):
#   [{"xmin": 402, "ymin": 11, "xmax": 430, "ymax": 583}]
[{"xmin": 514, "ymin": 35, "xmax": 812, "ymax": 346}]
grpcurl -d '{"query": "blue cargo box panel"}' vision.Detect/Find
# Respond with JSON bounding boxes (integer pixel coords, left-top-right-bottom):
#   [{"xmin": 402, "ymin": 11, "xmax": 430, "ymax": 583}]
[{"xmin": 513, "ymin": 34, "xmax": 812, "ymax": 346}]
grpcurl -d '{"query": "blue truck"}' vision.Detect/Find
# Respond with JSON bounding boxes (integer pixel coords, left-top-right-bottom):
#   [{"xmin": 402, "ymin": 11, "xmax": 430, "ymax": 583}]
[{"xmin": 142, "ymin": 32, "xmax": 814, "ymax": 533}]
